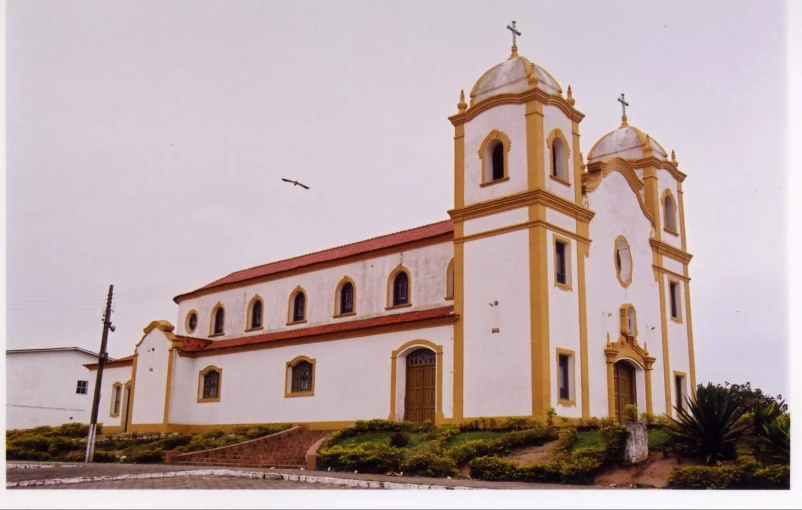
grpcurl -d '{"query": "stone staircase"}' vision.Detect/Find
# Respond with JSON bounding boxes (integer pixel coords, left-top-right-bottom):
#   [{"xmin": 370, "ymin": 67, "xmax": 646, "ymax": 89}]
[{"xmin": 167, "ymin": 426, "xmax": 330, "ymax": 470}]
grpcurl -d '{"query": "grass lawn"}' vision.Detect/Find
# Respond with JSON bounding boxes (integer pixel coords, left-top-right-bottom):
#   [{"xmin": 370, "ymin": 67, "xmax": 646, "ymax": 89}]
[
  {"xmin": 570, "ymin": 431, "xmax": 604, "ymax": 452},
  {"xmin": 334, "ymin": 431, "xmax": 431, "ymax": 450},
  {"xmin": 647, "ymin": 428, "xmax": 671, "ymax": 450},
  {"xmin": 447, "ymin": 431, "xmax": 508, "ymax": 446}
]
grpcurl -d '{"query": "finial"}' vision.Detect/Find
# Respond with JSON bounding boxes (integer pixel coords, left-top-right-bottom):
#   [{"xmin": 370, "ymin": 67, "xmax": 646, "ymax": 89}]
[
  {"xmin": 644, "ymin": 342, "xmax": 649, "ymax": 355},
  {"xmin": 606, "ymin": 332, "xmax": 612, "ymax": 349},
  {"xmin": 671, "ymin": 150, "xmax": 679, "ymax": 167},
  {"xmin": 579, "ymin": 151, "xmax": 586, "ymax": 171},
  {"xmin": 510, "ymin": 45, "xmax": 519, "ymax": 59},
  {"xmin": 567, "ymin": 85, "xmax": 575, "ymax": 106},
  {"xmin": 621, "ymin": 115, "xmax": 628, "ymax": 127},
  {"xmin": 527, "ymin": 62, "xmax": 539, "ymax": 88},
  {"xmin": 457, "ymin": 89, "xmax": 467, "ymax": 112},
  {"xmin": 617, "ymin": 93, "xmax": 629, "ymax": 126}
]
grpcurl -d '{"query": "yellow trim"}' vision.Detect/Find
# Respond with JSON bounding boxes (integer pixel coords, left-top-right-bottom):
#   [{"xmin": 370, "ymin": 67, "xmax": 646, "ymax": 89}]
[
  {"xmin": 552, "ymin": 234, "xmax": 573, "ymax": 291},
  {"xmin": 480, "ymin": 176, "xmax": 510, "ymax": 188},
  {"xmin": 287, "ymin": 286, "xmax": 307, "ymax": 324},
  {"xmin": 450, "ymin": 188, "xmax": 595, "ymax": 224},
  {"xmin": 525, "ymin": 100, "xmax": 545, "ymax": 189},
  {"xmin": 127, "ymin": 366, "xmax": 136, "ymax": 431},
  {"xmin": 197, "ymin": 365, "xmax": 222, "ymax": 403},
  {"xmin": 649, "ymin": 239, "xmax": 693, "ymax": 265},
  {"xmin": 620, "ymin": 304, "xmax": 638, "ymax": 337},
  {"xmin": 184, "ymin": 309, "xmax": 199, "ymax": 334},
  {"xmin": 163, "ymin": 349, "xmax": 174, "ymax": 425},
  {"xmin": 209, "ymin": 302, "xmax": 226, "ymax": 336},
  {"xmin": 668, "ymin": 279, "xmax": 683, "ymax": 323},
  {"xmin": 445, "ymin": 258, "xmax": 455, "ymax": 300},
  {"xmin": 245, "ymin": 294, "xmax": 264, "ymax": 331},
  {"xmin": 673, "ymin": 370, "xmax": 688, "ymax": 411},
  {"xmin": 529, "ymin": 204, "xmax": 550, "ymax": 417},
  {"xmin": 153, "ymin": 421, "xmax": 353, "ymax": 434},
  {"xmin": 576, "ymin": 220, "xmax": 590, "ymax": 419},
  {"xmin": 571, "ymin": 119, "xmax": 583, "ymax": 205},
  {"xmin": 110, "ymin": 382, "xmax": 122, "ymax": 418},
  {"xmin": 478, "ymin": 130, "xmax": 512, "ymax": 184},
  {"xmin": 101, "ymin": 426, "xmax": 121, "ymax": 435},
  {"xmin": 285, "ymin": 356, "xmax": 316, "ymax": 398},
  {"xmin": 456, "ymin": 218, "xmax": 591, "ymax": 246},
  {"xmin": 654, "ymin": 265, "xmax": 691, "ymax": 283},
  {"xmin": 657, "ymin": 272, "xmax": 673, "ymax": 415},
  {"xmin": 583, "ymin": 158, "xmax": 655, "ymax": 227},
  {"xmin": 333, "ymin": 276, "xmax": 357, "ymax": 317},
  {"xmin": 555, "ymin": 348, "xmax": 576, "ymax": 408},
  {"xmin": 614, "ymin": 236, "xmax": 634, "ymax": 288},
  {"xmin": 453, "ymin": 223, "xmax": 465, "ymax": 421},
  {"xmin": 683, "ymin": 264, "xmax": 697, "ymax": 394},
  {"xmin": 662, "ymin": 188, "xmax": 679, "ymax": 236},
  {"xmin": 454, "ymin": 123, "xmax": 465, "ymax": 210},
  {"xmin": 386, "ymin": 265, "xmax": 412, "ymax": 308},
  {"xmin": 451, "ymin": 86, "xmax": 584, "ymax": 127},
  {"xmin": 546, "ymin": 128, "xmax": 572, "ymax": 184},
  {"xmin": 389, "ymin": 339, "xmax": 444, "ymax": 423},
  {"xmin": 604, "ymin": 334, "xmax": 656, "ymax": 419}
]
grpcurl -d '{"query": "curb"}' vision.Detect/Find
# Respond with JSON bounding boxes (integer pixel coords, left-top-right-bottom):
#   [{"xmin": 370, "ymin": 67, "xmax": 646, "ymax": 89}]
[{"xmin": 7, "ymin": 468, "xmax": 476, "ymax": 490}]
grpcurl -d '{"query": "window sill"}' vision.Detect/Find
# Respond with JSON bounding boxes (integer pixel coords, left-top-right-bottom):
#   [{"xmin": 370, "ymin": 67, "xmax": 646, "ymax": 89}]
[
  {"xmin": 197, "ymin": 397, "xmax": 221, "ymax": 403},
  {"xmin": 110, "ymin": 412, "xmax": 120, "ymax": 418},
  {"xmin": 663, "ymin": 227, "xmax": 680, "ymax": 237},
  {"xmin": 444, "ymin": 295, "xmax": 454, "ymax": 301},
  {"xmin": 286, "ymin": 320, "xmax": 308, "ymax": 326},
  {"xmin": 244, "ymin": 326, "xmax": 263, "ymax": 332},
  {"xmin": 480, "ymin": 176, "xmax": 509, "ymax": 187},
  {"xmin": 385, "ymin": 303, "xmax": 413, "ymax": 311},
  {"xmin": 555, "ymin": 282, "xmax": 573, "ymax": 292},
  {"xmin": 557, "ymin": 398, "xmax": 576, "ymax": 408},
  {"xmin": 285, "ymin": 391, "xmax": 314, "ymax": 398},
  {"xmin": 670, "ymin": 316, "xmax": 683, "ymax": 324},
  {"xmin": 333, "ymin": 312, "xmax": 357, "ymax": 319},
  {"xmin": 208, "ymin": 332, "xmax": 225, "ymax": 338},
  {"xmin": 550, "ymin": 174, "xmax": 571, "ymax": 187}
]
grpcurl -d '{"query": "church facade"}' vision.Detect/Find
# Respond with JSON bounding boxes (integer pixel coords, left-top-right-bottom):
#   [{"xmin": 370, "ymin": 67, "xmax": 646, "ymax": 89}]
[{"xmin": 88, "ymin": 42, "xmax": 696, "ymax": 434}]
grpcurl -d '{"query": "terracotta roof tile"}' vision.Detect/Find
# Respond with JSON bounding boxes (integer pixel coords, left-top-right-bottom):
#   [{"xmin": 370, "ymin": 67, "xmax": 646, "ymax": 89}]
[
  {"xmin": 84, "ymin": 355, "xmax": 135, "ymax": 370},
  {"xmin": 174, "ymin": 219, "xmax": 453, "ymax": 302},
  {"xmin": 176, "ymin": 306, "xmax": 456, "ymax": 353}
]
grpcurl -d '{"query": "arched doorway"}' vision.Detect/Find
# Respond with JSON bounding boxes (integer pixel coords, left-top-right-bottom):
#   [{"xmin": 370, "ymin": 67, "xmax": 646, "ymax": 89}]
[
  {"xmin": 404, "ymin": 349, "xmax": 436, "ymax": 423},
  {"xmin": 614, "ymin": 361, "xmax": 637, "ymax": 422}
]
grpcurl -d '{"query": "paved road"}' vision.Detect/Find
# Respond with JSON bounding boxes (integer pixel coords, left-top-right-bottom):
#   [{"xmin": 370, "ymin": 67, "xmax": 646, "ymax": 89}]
[{"xmin": 12, "ymin": 475, "xmax": 359, "ymax": 490}]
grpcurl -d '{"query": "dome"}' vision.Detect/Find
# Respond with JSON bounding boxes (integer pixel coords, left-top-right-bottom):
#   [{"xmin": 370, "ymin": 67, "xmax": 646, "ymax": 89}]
[
  {"xmin": 587, "ymin": 118, "xmax": 668, "ymax": 162},
  {"xmin": 469, "ymin": 48, "xmax": 562, "ymax": 105}
]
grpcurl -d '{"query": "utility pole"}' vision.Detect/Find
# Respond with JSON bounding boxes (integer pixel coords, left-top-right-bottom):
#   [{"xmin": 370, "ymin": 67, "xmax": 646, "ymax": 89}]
[{"xmin": 85, "ymin": 284, "xmax": 114, "ymax": 463}]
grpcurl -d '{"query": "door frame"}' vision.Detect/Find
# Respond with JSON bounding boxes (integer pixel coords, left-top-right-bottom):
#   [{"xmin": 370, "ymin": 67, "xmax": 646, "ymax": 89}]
[
  {"xmin": 404, "ymin": 349, "xmax": 437, "ymax": 423},
  {"xmin": 388, "ymin": 339, "xmax": 444, "ymax": 424},
  {"xmin": 613, "ymin": 360, "xmax": 637, "ymax": 422}
]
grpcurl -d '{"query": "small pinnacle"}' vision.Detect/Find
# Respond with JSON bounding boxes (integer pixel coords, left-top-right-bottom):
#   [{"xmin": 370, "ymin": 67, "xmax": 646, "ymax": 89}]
[
  {"xmin": 621, "ymin": 115, "xmax": 628, "ymax": 127},
  {"xmin": 457, "ymin": 89, "xmax": 467, "ymax": 112},
  {"xmin": 606, "ymin": 332, "xmax": 612, "ymax": 348},
  {"xmin": 567, "ymin": 85, "xmax": 575, "ymax": 106},
  {"xmin": 509, "ymin": 44, "xmax": 519, "ymax": 59},
  {"xmin": 671, "ymin": 150, "xmax": 679, "ymax": 167}
]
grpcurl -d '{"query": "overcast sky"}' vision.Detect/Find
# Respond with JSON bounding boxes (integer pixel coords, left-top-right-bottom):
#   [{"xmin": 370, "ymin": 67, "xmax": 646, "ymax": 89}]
[{"xmin": 5, "ymin": 1, "xmax": 788, "ymax": 399}]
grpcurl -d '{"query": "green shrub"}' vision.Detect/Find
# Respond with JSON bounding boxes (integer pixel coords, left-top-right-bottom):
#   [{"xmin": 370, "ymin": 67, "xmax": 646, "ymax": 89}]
[
  {"xmin": 317, "ymin": 443, "xmax": 403, "ymax": 473},
  {"xmin": 559, "ymin": 447, "xmax": 605, "ymax": 485},
  {"xmin": 153, "ymin": 434, "xmax": 193, "ymax": 451},
  {"xmin": 92, "ymin": 451, "xmax": 118, "ymax": 463},
  {"xmin": 469, "ymin": 455, "xmax": 519, "ymax": 481},
  {"xmin": 666, "ymin": 383, "xmax": 751, "ymax": 465},
  {"xmin": 552, "ymin": 427, "xmax": 578, "ymax": 456},
  {"xmin": 11, "ymin": 434, "xmax": 53, "ymax": 452},
  {"xmin": 518, "ymin": 461, "xmax": 561, "ymax": 483},
  {"xmin": 623, "ymin": 405, "xmax": 639, "ymax": 423},
  {"xmin": 546, "ymin": 408, "xmax": 557, "ymax": 428},
  {"xmin": 759, "ymin": 414, "xmax": 790, "ymax": 462},
  {"xmin": 598, "ymin": 420, "xmax": 628, "ymax": 464},
  {"xmin": 201, "ymin": 429, "xmax": 226, "ymax": 440},
  {"xmin": 130, "ymin": 449, "xmax": 165, "ymax": 464},
  {"xmin": 402, "ymin": 452, "xmax": 458, "ymax": 478},
  {"xmin": 389, "ymin": 431, "xmax": 410, "ymax": 448}
]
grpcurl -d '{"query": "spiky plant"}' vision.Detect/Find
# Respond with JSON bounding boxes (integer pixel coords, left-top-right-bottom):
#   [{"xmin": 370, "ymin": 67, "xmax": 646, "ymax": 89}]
[
  {"xmin": 665, "ymin": 383, "xmax": 751, "ymax": 465},
  {"xmin": 760, "ymin": 413, "xmax": 790, "ymax": 462}
]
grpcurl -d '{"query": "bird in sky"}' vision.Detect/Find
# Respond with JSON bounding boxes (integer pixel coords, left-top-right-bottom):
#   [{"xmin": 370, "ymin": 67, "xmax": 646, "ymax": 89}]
[{"xmin": 281, "ymin": 178, "xmax": 310, "ymax": 190}]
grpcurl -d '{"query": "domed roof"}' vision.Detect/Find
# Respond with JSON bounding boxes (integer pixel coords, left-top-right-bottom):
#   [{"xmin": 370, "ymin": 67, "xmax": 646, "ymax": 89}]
[
  {"xmin": 587, "ymin": 117, "xmax": 668, "ymax": 162},
  {"xmin": 469, "ymin": 48, "xmax": 562, "ymax": 105}
]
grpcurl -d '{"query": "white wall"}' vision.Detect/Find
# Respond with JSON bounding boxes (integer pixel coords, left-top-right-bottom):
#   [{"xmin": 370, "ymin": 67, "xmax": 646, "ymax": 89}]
[
  {"xmin": 585, "ymin": 170, "xmax": 667, "ymax": 417},
  {"xmin": 6, "ymin": 350, "xmax": 96, "ymax": 429},
  {"xmin": 176, "ymin": 241, "xmax": 454, "ymax": 340},
  {"xmin": 463, "ymin": 104, "xmax": 527, "ymax": 206},
  {"xmin": 130, "ymin": 329, "xmax": 171, "ymax": 425},
  {"xmin": 168, "ymin": 325, "xmax": 454, "ymax": 425},
  {"xmin": 462, "ymin": 228, "xmax": 533, "ymax": 418}
]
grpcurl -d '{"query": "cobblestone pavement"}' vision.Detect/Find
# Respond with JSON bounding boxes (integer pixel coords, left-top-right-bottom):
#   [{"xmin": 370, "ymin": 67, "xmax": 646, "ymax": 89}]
[{"xmin": 12, "ymin": 475, "xmax": 359, "ymax": 490}]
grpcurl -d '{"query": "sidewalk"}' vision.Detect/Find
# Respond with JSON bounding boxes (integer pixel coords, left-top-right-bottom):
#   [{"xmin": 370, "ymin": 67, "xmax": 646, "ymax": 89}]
[{"xmin": 6, "ymin": 462, "xmax": 606, "ymax": 490}]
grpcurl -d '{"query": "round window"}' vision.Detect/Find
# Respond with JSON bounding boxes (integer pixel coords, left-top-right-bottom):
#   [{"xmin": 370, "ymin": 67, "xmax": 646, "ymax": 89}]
[{"xmin": 187, "ymin": 312, "xmax": 198, "ymax": 333}]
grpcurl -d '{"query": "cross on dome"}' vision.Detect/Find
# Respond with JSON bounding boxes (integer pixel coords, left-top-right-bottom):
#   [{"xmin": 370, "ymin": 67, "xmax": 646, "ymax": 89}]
[{"xmin": 618, "ymin": 93, "xmax": 630, "ymax": 126}]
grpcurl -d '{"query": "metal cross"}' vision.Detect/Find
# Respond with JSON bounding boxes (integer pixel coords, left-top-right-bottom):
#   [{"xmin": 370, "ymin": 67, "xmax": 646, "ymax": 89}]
[
  {"xmin": 617, "ymin": 93, "xmax": 629, "ymax": 117},
  {"xmin": 507, "ymin": 20, "xmax": 521, "ymax": 46}
]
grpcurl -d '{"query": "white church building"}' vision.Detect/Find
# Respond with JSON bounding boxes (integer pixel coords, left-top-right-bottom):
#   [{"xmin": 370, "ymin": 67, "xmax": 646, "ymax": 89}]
[{"xmin": 88, "ymin": 40, "xmax": 696, "ymax": 434}]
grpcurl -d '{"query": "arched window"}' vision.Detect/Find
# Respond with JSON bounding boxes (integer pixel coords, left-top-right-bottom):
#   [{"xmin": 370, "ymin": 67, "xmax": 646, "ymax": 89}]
[
  {"xmin": 614, "ymin": 236, "xmax": 633, "ymax": 287},
  {"xmin": 247, "ymin": 296, "xmax": 263, "ymax": 330},
  {"xmin": 491, "ymin": 143, "xmax": 504, "ymax": 181},
  {"xmin": 211, "ymin": 305, "xmax": 225, "ymax": 336},
  {"xmin": 110, "ymin": 383, "xmax": 122, "ymax": 417},
  {"xmin": 340, "ymin": 282, "xmax": 354, "ymax": 315},
  {"xmin": 286, "ymin": 356, "xmax": 316, "ymax": 397},
  {"xmin": 392, "ymin": 271, "xmax": 409, "ymax": 306},
  {"xmin": 664, "ymin": 192, "xmax": 678, "ymax": 233},
  {"xmin": 289, "ymin": 289, "xmax": 306, "ymax": 324},
  {"xmin": 445, "ymin": 259, "xmax": 455, "ymax": 300},
  {"xmin": 552, "ymin": 138, "xmax": 566, "ymax": 180},
  {"xmin": 198, "ymin": 366, "xmax": 222, "ymax": 402}
]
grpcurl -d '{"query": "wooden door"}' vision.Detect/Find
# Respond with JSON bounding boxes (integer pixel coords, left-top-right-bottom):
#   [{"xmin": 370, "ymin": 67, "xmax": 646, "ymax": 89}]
[
  {"xmin": 405, "ymin": 349, "xmax": 436, "ymax": 423},
  {"xmin": 614, "ymin": 362, "xmax": 637, "ymax": 422},
  {"xmin": 121, "ymin": 384, "xmax": 132, "ymax": 433}
]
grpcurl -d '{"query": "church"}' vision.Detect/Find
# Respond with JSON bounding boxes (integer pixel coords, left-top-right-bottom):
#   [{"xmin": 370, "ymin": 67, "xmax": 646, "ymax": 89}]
[{"xmin": 88, "ymin": 31, "xmax": 696, "ymax": 434}]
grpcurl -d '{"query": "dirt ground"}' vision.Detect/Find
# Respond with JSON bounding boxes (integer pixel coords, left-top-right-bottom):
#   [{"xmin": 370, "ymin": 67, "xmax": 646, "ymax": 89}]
[
  {"xmin": 506, "ymin": 441, "xmax": 558, "ymax": 465},
  {"xmin": 593, "ymin": 452, "xmax": 680, "ymax": 488}
]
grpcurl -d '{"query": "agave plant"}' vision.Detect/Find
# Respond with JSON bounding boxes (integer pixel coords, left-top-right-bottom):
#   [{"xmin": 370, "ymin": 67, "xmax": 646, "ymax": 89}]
[
  {"xmin": 760, "ymin": 413, "xmax": 790, "ymax": 462},
  {"xmin": 665, "ymin": 383, "xmax": 751, "ymax": 465}
]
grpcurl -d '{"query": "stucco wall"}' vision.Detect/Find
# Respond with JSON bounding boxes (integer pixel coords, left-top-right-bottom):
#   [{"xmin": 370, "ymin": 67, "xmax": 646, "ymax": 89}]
[
  {"xmin": 6, "ymin": 350, "xmax": 96, "ymax": 429},
  {"xmin": 167, "ymin": 325, "xmax": 454, "ymax": 425},
  {"xmin": 176, "ymin": 241, "xmax": 454, "ymax": 340},
  {"xmin": 130, "ymin": 329, "xmax": 171, "ymax": 425},
  {"xmin": 462, "ymin": 104, "xmax": 527, "ymax": 206},
  {"xmin": 462, "ymin": 229, "xmax": 533, "ymax": 418},
  {"xmin": 585, "ymin": 170, "xmax": 667, "ymax": 417}
]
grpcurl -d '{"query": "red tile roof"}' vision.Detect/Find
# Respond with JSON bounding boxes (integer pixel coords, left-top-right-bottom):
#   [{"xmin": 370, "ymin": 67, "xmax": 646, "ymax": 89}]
[
  {"xmin": 174, "ymin": 219, "xmax": 454, "ymax": 302},
  {"xmin": 84, "ymin": 355, "xmax": 135, "ymax": 370},
  {"xmin": 176, "ymin": 306, "xmax": 456, "ymax": 354}
]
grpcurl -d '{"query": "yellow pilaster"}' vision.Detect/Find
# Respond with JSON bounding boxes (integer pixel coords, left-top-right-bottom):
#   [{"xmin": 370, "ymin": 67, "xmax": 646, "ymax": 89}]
[{"xmin": 529, "ymin": 204, "xmax": 550, "ymax": 417}]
